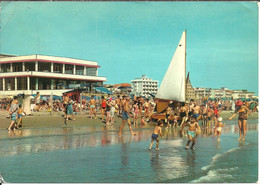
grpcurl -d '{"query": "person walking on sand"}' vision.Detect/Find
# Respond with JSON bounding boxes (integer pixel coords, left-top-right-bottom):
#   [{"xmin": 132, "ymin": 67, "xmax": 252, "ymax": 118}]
[
  {"xmin": 181, "ymin": 115, "xmax": 201, "ymax": 150},
  {"xmin": 149, "ymin": 120, "xmax": 163, "ymax": 150},
  {"xmin": 8, "ymin": 97, "xmax": 19, "ymax": 131},
  {"xmin": 16, "ymin": 105, "xmax": 26, "ymax": 128},
  {"xmin": 119, "ymin": 97, "xmax": 137, "ymax": 136},
  {"xmin": 214, "ymin": 117, "xmax": 225, "ymax": 141},
  {"xmin": 229, "ymin": 99, "xmax": 250, "ymax": 140},
  {"xmin": 89, "ymin": 95, "xmax": 96, "ymax": 119}
]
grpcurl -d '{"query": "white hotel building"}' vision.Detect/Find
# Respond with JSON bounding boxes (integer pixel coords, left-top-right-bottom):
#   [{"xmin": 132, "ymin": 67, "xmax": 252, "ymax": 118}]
[
  {"xmin": 131, "ymin": 75, "xmax": 158, "ymax": 97},
  {"xmin": 0, "ymin": 54, "xmax": 107, "ymax": 96}
]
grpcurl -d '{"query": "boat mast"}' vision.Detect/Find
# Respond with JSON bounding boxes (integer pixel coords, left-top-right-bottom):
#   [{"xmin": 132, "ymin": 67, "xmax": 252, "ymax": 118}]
[{"xmin": 185, "ymin": 29, "xmax": 187, "ymax": 102}]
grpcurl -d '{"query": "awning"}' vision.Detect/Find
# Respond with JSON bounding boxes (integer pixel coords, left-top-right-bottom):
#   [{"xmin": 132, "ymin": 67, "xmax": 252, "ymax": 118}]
[{"xmin": 94, "ymin": 87, "xmax": 112, "ymax": 94}]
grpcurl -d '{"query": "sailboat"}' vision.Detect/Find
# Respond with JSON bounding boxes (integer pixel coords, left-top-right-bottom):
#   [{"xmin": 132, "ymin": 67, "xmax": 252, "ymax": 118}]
[{"xmin": 151, "ymin": 30, "xmax": 187, "ymax": 120}]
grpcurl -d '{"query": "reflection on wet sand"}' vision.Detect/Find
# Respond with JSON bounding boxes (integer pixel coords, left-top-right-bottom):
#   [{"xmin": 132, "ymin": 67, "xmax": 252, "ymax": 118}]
[{"xmin": 0, "ymin": 122, "xmax": 258, "ymax": 157}]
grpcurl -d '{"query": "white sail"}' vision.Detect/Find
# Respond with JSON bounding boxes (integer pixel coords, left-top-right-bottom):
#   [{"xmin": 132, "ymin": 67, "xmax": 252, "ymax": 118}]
[{"xmin": 155, "ymin": 31, "xmax": 186, "ymax": 102}]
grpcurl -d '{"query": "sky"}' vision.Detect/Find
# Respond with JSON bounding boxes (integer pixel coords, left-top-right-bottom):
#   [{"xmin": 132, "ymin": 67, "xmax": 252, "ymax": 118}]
[{"xmin": 1, "ymin": 1, "xmax": 258, "ymax": 95}]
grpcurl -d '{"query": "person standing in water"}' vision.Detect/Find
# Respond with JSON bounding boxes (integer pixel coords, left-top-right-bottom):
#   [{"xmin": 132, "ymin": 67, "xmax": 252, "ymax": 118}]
[
  {"xmin": 119, "ymin": 97, "xmax": 136, "ymax": 136},
  {"xmin": 16, "ymin": 105, "xmax": 26, "ymax": 128},
  {"xmin": 181, "ymin": 115, "xmax": 201, "ymax": 150},
  {"xmin": 229, "ymin": 99, "xmax": 250, "ymax": 140},
  {"xmin": 149, "ymin": 120, "xmax": 163, "ymax": 150},
  {"xmin": 89, "ymin": 95, "xmax": 96, "ymax": 119},
  {"xmin": 8, "ymin": 97, "xmax": 19, "ymax": 131},
  {"xmin": 214, "ymin": 117, "xmax": 225, "ymax": 141}
]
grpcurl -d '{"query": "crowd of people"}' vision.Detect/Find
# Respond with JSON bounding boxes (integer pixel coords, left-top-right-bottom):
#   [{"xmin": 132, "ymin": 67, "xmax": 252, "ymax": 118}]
[{"xmin": 3, "ymin": 93, "xmax": 258, "ymax": 150}]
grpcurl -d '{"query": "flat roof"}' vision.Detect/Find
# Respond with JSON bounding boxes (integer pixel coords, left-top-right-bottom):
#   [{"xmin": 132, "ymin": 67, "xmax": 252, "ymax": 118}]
[{"xmin": 0, "ymin": 54, "xmax": 100, "ymax": 68}]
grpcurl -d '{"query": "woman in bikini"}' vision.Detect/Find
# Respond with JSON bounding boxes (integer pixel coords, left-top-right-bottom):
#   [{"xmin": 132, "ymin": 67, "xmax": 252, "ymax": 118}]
[{"xmin": 229, "ymin": 99, "xmax": 250, "ymax": 140}]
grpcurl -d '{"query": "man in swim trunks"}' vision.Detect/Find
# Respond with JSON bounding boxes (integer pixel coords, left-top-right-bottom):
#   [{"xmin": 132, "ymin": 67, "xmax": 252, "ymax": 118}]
[
  {"xmin": 192, "ymin": 102, "xmax": 201, "ymax": 120},
  {"xmin": 89, "ymin": 95, "xmax": 96, "ymax": 119},
  {"xmin": 201, "ymin": 104, "xmax": 208, "ymax": 126},
  {"xmin": 181, "ymin": 115, "xmax": 201, "ymax": 150},
  {"xmin": 179, "ymin": 102, "xmax": 187, "ymax": 127},
  {"xmin": 165, "ymin": 106, "xmax": 172, "ymax": 128},
  {"xmin": 207, "ymin": 106, "xmax": 214, "ymax": 128},
  {"xmin": 119, "ymin": 97, "xmax": 136, "ymax": 136},
  {"xmin": 149, "ymin": 120, "xmax": 163, "ymax": 150}
]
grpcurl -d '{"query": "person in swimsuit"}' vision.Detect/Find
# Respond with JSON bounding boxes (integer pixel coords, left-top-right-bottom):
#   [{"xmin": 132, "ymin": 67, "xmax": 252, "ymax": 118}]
[
  {"xmin": 89, "ymin": 95, "xmax": 96, "ymax": 119},
  {"xmin": 192, "ymin": 102, "xmax": 201, "ymax": 120},
  {"xmin": 143, "ymin": 98, "xmax": 150, "ymax": 121},
  {"xmin": 115, "ymin": 95, "xmax": 121, "ymax": 117},
  {"xmin": 149, "ymin": 120, "xmax": 163, "ymax": 150},
  {"xmin": 8, "ymin": 97, "xmax": 19, "ymax": 131},
  {"xmin": 207, "ymin": 106, "xmax": 214, "ymax": 128},
  {"xmin": 66, "ymin": 99, "xmax": 75, "ymax": 121},
  {"xmin": 109, "ymin": 99, "xmax": 116, "ymax": 124},
  {"xmin": 119, "ymin": 97, "xmax": 137, "ymax": 136},
  {"xmin": 16, "ymin": 105, "xmax": 26, "ymax": 128},
  {"xmin": 133, "ymin": 101, "xmax": 139, "ymax": 125},
  {"xmin": 181, "ymin": 115, "xmax": 201, "ymax": 150},
  {"xmin": 165, "ymin": 106, "xmax": 172, "ymax": 128},
  {"xmin": 106, "ymin": 98, "xmax": 111, "ymax": 125},
  {"xmin": 214, "ymin": 117, "xmax": 225, "ymax": 141},
  {"xmin": 179, "ymin": 102, "xmax": 188, "ymax": 127},
  {"xmin": 201, "ymin": 104, "xmax": 208, "ymax": 126},
  {"xmin": 101, "ymin": 96, "xmax": 106, "ymax": 122},
  {"xmin": 229, "ymin": 99, "xmax": 250, "ymax": 140}
]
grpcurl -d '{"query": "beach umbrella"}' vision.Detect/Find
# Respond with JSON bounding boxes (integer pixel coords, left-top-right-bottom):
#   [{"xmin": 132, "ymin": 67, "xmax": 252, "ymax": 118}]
[{"xmin": 53, "ymin": 96, "xmax": 62, "ymax": 100}]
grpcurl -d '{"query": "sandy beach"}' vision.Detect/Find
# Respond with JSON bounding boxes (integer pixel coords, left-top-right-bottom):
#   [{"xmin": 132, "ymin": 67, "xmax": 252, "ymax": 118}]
[{"xmin": 0, "ymin": 110, "xmax": 258, "ymax": 130}]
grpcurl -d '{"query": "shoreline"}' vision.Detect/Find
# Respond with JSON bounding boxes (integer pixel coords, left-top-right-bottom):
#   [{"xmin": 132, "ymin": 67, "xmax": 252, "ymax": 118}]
[{"xmin": 0, "ymin": 110, "xmax": 258, "ymax": 131}]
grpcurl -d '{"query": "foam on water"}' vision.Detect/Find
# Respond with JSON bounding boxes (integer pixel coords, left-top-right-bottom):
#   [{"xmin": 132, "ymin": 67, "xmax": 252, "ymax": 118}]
[
  {"xmin": 192, "ymin": 167, "xmax": 239, "ymax": 183},
  {"xmin": 0, "ymin": 173, "xmax": 5, "ymax": 183},
  {"xmin": 201, "ymin": 146, "xmax": 241, "ymax": 171}
]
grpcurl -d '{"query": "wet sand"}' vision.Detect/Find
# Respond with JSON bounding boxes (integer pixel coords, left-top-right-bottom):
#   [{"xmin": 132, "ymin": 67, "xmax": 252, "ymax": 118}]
[{"xmin": 0, "ymin": 110, "xmax": 258, "ymax": 130}]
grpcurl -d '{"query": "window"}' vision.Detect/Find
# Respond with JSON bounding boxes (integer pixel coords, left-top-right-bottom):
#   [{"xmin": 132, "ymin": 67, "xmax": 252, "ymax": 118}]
[
  {"xmin": 5, "ymin": 78, "xmax": 15, "ymax": 90},
  {"xmin": 13, "ymin": 63, "xmax": 23, "ymax": 72},
  {"xmin": 53, "ymin": 63, "xmax": 63, "ymax": 73},
  {"xmin": 76, "ymin": 65, "xmax": 84, "ymax": 75},
  {"xmin": 38, "ymin": 62, "xmax": 51, "ymax": 72},
  {"xmin": 86, "ymin": 68, "xmax": 96, "ymax": 76},
  {"xmin": 65, "ymin": 64, "xmax": 73, "ymax": 74},
  {"xmin": 1, "ymin": 63, "xmax": 11, "ymax": 73},
  {"xmin": 17, "ymin": 77, "xmax": 27, "ymax": 90},
  {"xmin": 25, "ymin": 62, "xmax": 35, "ymax": 71}
]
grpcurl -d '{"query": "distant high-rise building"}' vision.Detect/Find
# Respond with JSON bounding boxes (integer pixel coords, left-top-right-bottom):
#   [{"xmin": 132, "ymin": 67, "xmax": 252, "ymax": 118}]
[{"xmin": 131, "ymin": 75, "xmax": 158, "ymax": 97}]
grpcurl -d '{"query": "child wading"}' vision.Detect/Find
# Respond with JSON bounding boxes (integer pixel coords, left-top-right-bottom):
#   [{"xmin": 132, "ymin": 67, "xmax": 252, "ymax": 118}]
[
  {"xmin": 149, "ymin": 120, "xmax": 163, "ymax": 150},
  {"xmin": 17, "ymin": 105, "xmax": 26, "ymax": 128},
  {"xmin": 215, "ymin": 117, "xmax": 225, "ymax": 141},
  {"xmin": 181, "ymin": 115, "xmax": 201, "ymax": 150}
]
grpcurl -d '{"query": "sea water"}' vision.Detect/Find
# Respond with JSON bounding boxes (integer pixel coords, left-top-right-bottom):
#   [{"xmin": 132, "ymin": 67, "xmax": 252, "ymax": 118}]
[{"xmin": 0, "ymin": 119, "xmax": 258, "ymax": 183}]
